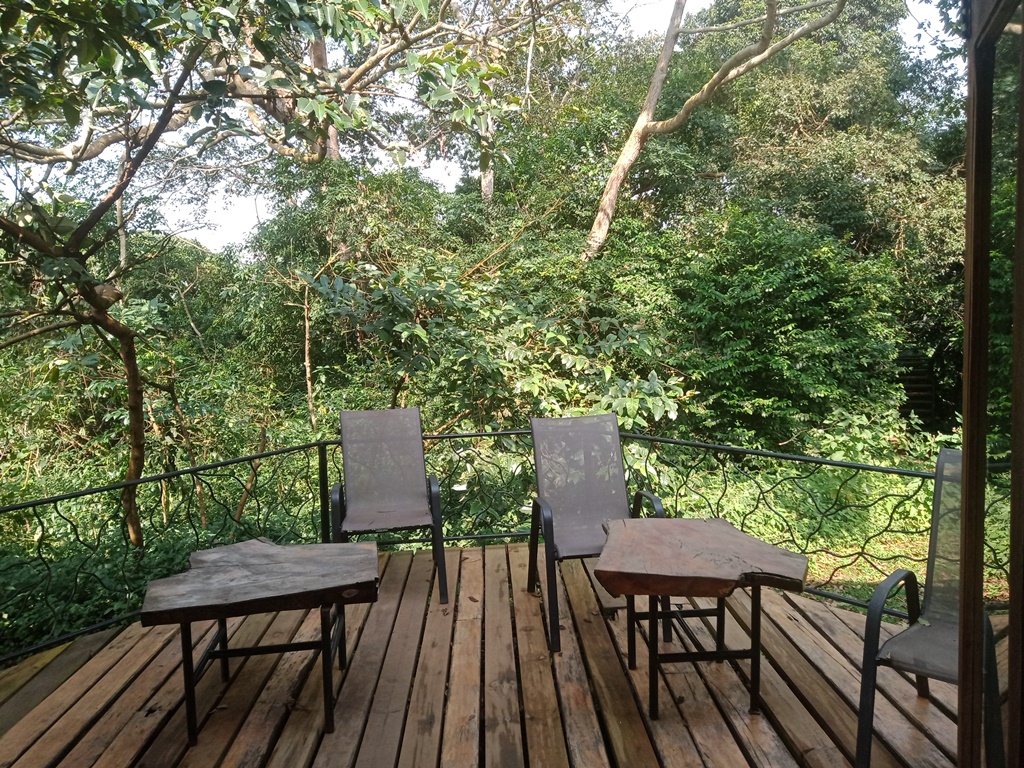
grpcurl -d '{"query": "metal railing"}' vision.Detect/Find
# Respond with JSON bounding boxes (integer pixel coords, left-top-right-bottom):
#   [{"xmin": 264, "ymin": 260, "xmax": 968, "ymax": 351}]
[{"xmin": 0, "ymin": 432, "xmax": 1010, "ymax": 664}]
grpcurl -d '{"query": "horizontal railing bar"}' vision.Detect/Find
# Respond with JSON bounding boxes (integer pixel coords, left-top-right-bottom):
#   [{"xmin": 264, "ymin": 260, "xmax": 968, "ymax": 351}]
[
  {"xmin": 621, "ymin": 433, "xmax": 935, "ymax": 479},
  {"xmin": 0, "ymin": 440, "xmax": 342, "ymax": 515},
  {"xmin": 1, "ymin": 430, "xmax": 939, "ymax": 516}
]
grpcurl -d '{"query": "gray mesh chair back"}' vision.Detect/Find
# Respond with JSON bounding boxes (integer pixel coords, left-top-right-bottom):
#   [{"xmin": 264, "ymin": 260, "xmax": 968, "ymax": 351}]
[
  {"xmin": 922, "ymin": 447, "xmax": 961, "ymax": 627},
  {"xmin": 332, "ymin": 408, "xmax": 448, "ymax": 603},
  {"xmin": 531, "ymin": 413, "xmax": 629, "ymax": 559},
  {"xmin": 855, "ymin": 447, "xmax": 1003, "ymax": 767},
  {"xmin": 527, "ymin": 413, "xmax": 666, "ymax": 652},
  {"xmin": 340, "ymin": 409, "xmax": 432, "ymax": 530}
]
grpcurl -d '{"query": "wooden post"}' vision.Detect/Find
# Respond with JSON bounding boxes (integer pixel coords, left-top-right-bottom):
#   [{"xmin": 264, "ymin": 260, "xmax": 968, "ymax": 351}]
[
  {"xmin": 962, "ymin": 28, "xmax": 996, "ymax": 768},
  {"xmin": 1009, "ymin": 26, "xmax": 1024, "ymax": 768}
]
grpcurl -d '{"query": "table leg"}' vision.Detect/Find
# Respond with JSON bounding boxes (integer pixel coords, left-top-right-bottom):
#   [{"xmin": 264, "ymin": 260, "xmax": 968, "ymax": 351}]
[
  {"xmin": 649, "ymin": 594, "xmax": 659, "ymax": 719},
  {"xmin": 321, "ymin": 606, "xmax": 335, "ymax": 733},
  {"xmin": 337, "ymin": 603, "xmax": 347, "ymax": 669},
  {"xmin": 180, "ymin": 622, "xmax": 198, "ymax": 746},
  {"xmin": 627, "ymin": 595, "xmax": 636, "ymax": 669},
  {"xmin": 217, "ymin": 618, "xmax": 229, "ymax": 681},
  {"xmin": 750, "ymin": 584, "xmax": 761, "ymax": 714},
  {"xmin": 716, "ymin": 597, "xmax": 726, "ymax": 656}
]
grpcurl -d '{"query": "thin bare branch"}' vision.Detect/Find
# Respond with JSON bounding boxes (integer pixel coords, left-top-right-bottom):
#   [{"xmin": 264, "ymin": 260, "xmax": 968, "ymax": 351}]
[
  {"xmin": 678, "ymin": 0, "xmax": 836, "ymax": 34},
  {"xmin": 0, "ymin": 319, "xmax": 79, "ymax": 350}
]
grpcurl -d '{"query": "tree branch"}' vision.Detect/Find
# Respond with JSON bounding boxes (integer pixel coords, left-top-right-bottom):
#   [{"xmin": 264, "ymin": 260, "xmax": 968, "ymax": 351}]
[
  {"xmin": 678, "ymin": 0, "xmax": 836, "ymax": 35},
  {"xmin": 67, "ymin": 44, "xmax": 207, "ymax": 254},
  {"xmin": 0, "ymin": 319, "xmax": 79, "ymax": 350}
]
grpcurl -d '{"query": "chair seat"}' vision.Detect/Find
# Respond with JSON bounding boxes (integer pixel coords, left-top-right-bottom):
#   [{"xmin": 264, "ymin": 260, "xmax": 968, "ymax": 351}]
[
  {"xmin": 554, "ymin": 524, "xmax": 614, "ymax": 560},
  {"xmin": 877, "ymin": 616, "xmax": 958, "ymax": 684},
  {"xmin": 341, "ymin": 500, "xmax": 433, "ymax": 532}
]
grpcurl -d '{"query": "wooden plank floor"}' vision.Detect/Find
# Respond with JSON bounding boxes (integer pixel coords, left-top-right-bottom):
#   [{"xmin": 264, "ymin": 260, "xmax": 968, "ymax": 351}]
[{"xmin": 0, "ymin": 544, "xmax": 1008, "ymax": 768}]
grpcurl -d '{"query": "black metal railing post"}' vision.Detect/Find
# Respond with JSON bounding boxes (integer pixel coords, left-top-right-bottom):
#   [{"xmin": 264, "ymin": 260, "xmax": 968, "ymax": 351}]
[{"xmin": 318, "ymin": 442, "xmax": 330, "ymax": 544}]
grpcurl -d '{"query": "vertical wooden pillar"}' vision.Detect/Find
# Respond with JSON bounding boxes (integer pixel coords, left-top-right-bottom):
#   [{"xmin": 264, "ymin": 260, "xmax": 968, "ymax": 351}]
[
  {"xmin": 1009, "ymin": 29, "xmax": 1024, "ymax": 768},
  {"xmin": 962, "ymin": 31, "xmax": 996, "ymax": 768}
]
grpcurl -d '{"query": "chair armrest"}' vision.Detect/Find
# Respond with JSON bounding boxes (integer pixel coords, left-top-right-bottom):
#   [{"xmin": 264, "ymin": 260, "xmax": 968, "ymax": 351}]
[
  {"xmin": 330, "ymin": 482, "xmax": 345, "ymax": 543},
  {"xmin": 862, "ymin": 568, "xmax": 921, "ymax": 668},
  {"xmin": 428, "ymin": 475, "xmax": 442, "ymax": 526},
  {"xmin": 532, "ymin": 496, "xmax": 556, "ymax": 553},
  {"xmin": 631, "ymin": 490, "xmax": 666, "ymax": 518}
]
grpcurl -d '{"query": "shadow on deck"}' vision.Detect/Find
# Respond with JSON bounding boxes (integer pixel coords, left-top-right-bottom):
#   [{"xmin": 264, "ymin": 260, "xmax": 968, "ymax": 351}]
[{"xmin": 0, "ymin": 544, "xmax": 1002, "ymax": 767}]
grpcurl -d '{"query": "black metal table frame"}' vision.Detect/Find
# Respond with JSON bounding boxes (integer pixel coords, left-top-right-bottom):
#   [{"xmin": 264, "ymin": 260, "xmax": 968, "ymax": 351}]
[
  {"xmin": 626, "ymin": 584, "xmax": 763, "ymax": 719},
  {"xmin": 177, "ymin": 603, "xmax": 346, "ymax": 745}
]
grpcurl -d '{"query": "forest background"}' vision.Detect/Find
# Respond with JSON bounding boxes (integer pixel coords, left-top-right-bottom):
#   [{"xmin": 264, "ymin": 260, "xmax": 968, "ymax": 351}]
[
  {"xmin": 1, "ymin": 0, "xmax": 1020, "ymax": 523},
  {"xmin": 3, "ymin": 0, "xmax": 1023, "ymax": 655}
]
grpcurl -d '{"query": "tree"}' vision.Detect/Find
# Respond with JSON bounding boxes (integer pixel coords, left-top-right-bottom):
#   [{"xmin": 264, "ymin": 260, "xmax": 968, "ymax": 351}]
[
  {"xmin": 582, "ymin": 0, "xmax": 849, "ymax": 259},
  {"xmin": 0, "ymin": 0, "xmax": 570, "ymax": 546}
]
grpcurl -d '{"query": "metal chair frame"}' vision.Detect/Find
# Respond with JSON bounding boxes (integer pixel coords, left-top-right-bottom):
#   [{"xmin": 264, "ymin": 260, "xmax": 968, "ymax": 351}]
[
  {"xmin": 331, "ymin": 408, "xmax": 448, "ymax": 604},
  {"xmin": 525, "ymin": 413, "xmax": 667, "ymax": 652},
  {"xmin": 855, "ymin": 447, "xmax": 1004, "ymax": 767}
]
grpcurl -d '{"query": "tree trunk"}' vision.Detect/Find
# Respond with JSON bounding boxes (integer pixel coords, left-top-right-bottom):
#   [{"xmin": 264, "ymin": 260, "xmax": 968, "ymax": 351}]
[
  {"xmin": 167, "ymin": 376, "xmax": 207, "ymax": 528},
  {"xmin": 583, "ymin": 127, "xmax": 649, "ymax": 259},
  {"xmin": 87, "ymin": 305, "xmax": 146, "ymax": 548},
  {"xmin": 582, "ymin": 0, "xmax": 687, "ymax": 260},
  {"xmin": 303, "ymin": 285, "xmax": 318, "ymax": 431},
  {"xmin": 311, "ymin": 38, "xmax": 341, "ymax": 160},
  {"xmin": 480, "ymin": 120, "xmax": 495, "ymax": 203},
  {"xmin": 119, "ymin": 334, "xmax": 146, "ymax": 548},
  {"xmin": 581, "ymin": 0, "xmax": 844, "ymax": 260}
]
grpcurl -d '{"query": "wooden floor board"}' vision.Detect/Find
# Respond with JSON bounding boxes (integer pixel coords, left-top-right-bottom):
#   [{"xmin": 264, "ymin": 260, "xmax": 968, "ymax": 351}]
[
  {"xmin": 354, "ymin": 550, "xmax": 433, "ymax": 768},
  {"xmin": 0, "ymin": 545, "xmax": 987, "ymax": 768},
  {"xmin": 0, "ymin": 644, "xmax": 67, "ymax": 709},
  {"xmin": 601, "ymin": 596, "xmax": 705, "ymax": 768},
  {"xmin": 562, "ymin": 559, "xmax": 659, "ymax": 768},
  {"xmin": 441, "ymin": 547, "xmax": 484, "ymax": 768},
  {"xmin": 310, "ymin": 550, "xmax": 413, "ymax": 768},
  {"xmin": 483, "ymin": 545, "xmax": 525, "ymax": 768},
  {"xmin": 543, "ymin": 555, "xmax": 610, "ymax": 768},
  {"xmin": 397, "ymin": 547, "xmax": 460, "ymax": 768},
  {"xmin": 508, "ymin": 543, "xmax": 570, "ymax": 768},
  {"xmin": 0, "ymin": 628, "xmax": 119, "ymax": 740},
  {"xmin": 0, "ymin": 623, "xmax": 149, "ymax": 768},
  {"xmin": 61, "ymin": 621, "xmax": 216, "ymax": 768},
  {"xmin": 673, "ymin": 598, "xmax": 803, "ymax": 768}
]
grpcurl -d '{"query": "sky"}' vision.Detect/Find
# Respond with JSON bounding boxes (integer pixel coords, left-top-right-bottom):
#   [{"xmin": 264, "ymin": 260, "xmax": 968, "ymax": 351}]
[{"xmin": 180, "ymin": 0, "xmax": 950, "ymax": 251}]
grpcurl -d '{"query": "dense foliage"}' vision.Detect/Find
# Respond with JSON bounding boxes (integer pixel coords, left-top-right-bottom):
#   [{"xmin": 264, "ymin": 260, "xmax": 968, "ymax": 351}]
[
  {"xmin": 1, "ymin": 0, "xmax": 978, "ymax": 502},
  {"xmin": 3, "ymin": 0, "xmax": 1016, "ymax": 658}
]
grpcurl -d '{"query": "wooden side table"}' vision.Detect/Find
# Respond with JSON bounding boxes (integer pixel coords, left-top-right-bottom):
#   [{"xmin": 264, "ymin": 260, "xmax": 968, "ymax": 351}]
[
  {"xmin": 595, "ymin": 518, "xmax": 807, "ymax": 718},
  {"xmin": 141, "ymin": 538, "xmax": 378, "ymax": 744}
]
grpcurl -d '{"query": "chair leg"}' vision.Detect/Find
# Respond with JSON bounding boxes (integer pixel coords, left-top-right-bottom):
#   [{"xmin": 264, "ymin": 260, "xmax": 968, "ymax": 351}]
[
  {"xmin": 545, "ymin": 543, "xmax": 560, "ymax": 653},
  {"xmin": 432, "ymin": 525, "xmax": 448, "ymax": 604},
  {"xmin": 428, "ymin": 476, "xmax": 448, "ymax": 604},
  {"xmin": 527, "ymin": 502, "xmax": 541, "ymax": 594},
  {"xmin": 855, "ymin": 655, "xmax": 880, "ymax": 767}
]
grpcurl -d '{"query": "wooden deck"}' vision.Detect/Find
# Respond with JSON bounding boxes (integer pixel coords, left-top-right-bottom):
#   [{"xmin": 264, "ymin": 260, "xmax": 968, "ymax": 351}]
[{"xmin": 0, "ymin": 544, "xmax": 1005, "ymax": 768}]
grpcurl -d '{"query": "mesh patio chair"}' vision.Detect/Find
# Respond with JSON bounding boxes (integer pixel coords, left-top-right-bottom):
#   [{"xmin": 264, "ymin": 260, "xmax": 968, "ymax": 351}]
[
  {"xmin": 855, "ymin": 447, "xmax": 1004, "ymax": 767},
  {"xmin": 526, "ymin": 413, "xmax": 667, "ymax": 652},
  {"xmin": 331, "ymin": 408, "xmax": 448, "ymax": 604}
]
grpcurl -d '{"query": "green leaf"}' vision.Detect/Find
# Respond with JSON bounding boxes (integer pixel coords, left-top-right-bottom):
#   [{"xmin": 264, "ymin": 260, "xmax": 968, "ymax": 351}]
[
  {"xmin": 60, "ymin": 99, "xmax": 81, "ymax": 127},
  {"xmin": 412, "ymin": 0, "xmax": 429, "ymax": 16},
  {"xmin": 201, "ymin": 79, "xmax": 228, "ymax": 98},
  {"xmin": 0, "ymin": 6, "xmax": 20, "ymax": 33}
]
